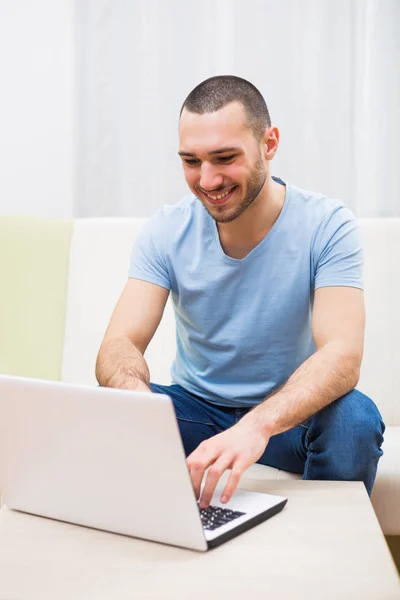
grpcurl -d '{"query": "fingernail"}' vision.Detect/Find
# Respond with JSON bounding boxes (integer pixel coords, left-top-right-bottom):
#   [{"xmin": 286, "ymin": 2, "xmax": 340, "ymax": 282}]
[{"xmin": 221, "ymin": 495, "xmax": 228, "ymax": 503}]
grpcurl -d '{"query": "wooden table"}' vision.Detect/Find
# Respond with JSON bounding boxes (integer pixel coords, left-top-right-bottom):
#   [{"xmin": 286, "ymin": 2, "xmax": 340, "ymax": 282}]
[{"xmin": 0, "ymin": 480, "xmax": 399, "ymax": 599}]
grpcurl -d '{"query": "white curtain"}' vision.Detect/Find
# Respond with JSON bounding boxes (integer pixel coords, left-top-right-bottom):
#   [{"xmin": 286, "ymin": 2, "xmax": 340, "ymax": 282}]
[{"xmin": 75, "ymin": 0, "xmax": 400, "ymax": 218}]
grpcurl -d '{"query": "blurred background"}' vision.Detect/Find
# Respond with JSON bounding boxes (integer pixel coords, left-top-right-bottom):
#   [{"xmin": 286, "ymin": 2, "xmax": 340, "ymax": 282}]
[{"xmin": 0, "ymin": 0, "xmax": 399, "ymax": 219}]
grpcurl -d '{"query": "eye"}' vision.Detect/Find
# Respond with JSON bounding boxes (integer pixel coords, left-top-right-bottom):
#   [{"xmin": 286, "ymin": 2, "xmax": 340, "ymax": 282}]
[
  {"xmin": 183, "ymin": 158, "xmax": 201, "ymax": 166},
  {"xmin": 217, "ymin": 155, "xmax": 235, "ymax": 163}
]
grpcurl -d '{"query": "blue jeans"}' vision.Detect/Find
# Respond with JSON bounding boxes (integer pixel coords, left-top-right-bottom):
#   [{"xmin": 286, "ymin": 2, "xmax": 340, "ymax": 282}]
[{"xmin": 149, "ymin": 383, "xmax": 385, "ymax": 496}]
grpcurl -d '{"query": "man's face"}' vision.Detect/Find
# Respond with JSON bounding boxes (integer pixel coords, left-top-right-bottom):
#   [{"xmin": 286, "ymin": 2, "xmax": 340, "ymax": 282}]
[{"xmin": 178, "ymin": 102, "xmax": 267, "ymax": 223}]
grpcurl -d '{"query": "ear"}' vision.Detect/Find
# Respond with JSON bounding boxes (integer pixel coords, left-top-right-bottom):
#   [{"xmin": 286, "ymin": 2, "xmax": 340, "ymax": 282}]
[{"xmin": 262, "ymin": 126, "xmax": 280, "ymax": 161}]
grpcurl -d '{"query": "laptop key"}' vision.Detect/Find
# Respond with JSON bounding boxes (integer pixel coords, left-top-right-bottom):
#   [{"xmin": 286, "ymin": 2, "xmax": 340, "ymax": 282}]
[{"xmin": 199, "ymin": 504, "xmax": 246, "ymax": 531}]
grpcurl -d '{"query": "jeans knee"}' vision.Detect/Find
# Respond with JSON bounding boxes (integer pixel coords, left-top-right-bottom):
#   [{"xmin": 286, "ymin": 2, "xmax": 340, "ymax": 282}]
[
  {"xmin": 304, "ymin": 390, "xmax": 385, "ymax": 494},
  {"xmin": 314, "ymin": 389, "xmax": 384, "ymax": 445},
  {"xmin": 306, "ymin": 390, "xmax": 385, "ymax": 481},
  {"xmin": 342, "ymin": 389, "xmax": 384, "ymax": 445}
]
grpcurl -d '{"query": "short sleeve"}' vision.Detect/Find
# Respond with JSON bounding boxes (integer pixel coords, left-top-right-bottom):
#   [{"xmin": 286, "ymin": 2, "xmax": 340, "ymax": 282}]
[
  {"xmin": 312, "ymin": 206, "xmax": 363, "ymax": 290},
  {"xmin": 128, "ymin": 211, "xmax": 171, "ymax": 290}
]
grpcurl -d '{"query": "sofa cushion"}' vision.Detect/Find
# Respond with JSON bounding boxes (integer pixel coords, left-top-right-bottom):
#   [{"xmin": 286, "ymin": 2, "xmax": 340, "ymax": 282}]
[
  {"xmin": 61, "ymin": 218, "xmax": 176, "ymax": 385},
  {"xmin": 0, "ymin": 216, "xmax": 73, "ymax": 380},
  {"xmin": 61, "ymin": 219, "xmax": 141, "ymax": 384},
  {"xmin": 371, "ymin": 426, "xmax": 400, "ymax": 535},
  {"xmin": 358, "ymin": 219, "xmax": 400, "ymax": 426}
]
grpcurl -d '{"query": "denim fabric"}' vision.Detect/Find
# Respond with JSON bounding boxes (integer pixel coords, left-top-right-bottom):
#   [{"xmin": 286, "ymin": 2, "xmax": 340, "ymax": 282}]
[{"xmin": 150, "ymin": 383, "xmax": 385, "ymax": 496}]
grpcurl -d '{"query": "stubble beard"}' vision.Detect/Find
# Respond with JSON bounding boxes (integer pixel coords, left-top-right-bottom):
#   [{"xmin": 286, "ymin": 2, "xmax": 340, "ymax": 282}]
[{"xmin": 201, "ymin": 153, "xmax": 267, "ymax": 224}]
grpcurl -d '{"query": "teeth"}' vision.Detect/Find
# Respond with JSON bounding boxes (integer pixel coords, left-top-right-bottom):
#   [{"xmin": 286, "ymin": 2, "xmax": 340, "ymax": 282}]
[{"xmin": 207, "ymin": 188, "xmax": 233, "ymax": 201}]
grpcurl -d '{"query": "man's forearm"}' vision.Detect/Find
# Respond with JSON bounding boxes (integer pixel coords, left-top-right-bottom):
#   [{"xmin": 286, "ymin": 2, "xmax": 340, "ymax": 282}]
[
  {"xmin": 243, "ymin": 342, "xmax": 361, "ymax": 438},
  {"xmin": 96, "ymin": 337, "xmax": 151, "ymax": 390}
]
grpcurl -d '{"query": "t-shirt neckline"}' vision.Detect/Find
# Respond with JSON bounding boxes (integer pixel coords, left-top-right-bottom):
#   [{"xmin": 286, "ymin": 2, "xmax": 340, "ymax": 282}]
[{"xmin": 210, "ymin": 178, "xmax": 291, "ymax": 264}]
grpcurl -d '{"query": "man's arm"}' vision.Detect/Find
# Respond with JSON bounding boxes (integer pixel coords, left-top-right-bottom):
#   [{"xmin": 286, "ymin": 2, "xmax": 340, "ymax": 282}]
[
  {"xmin": 188, "ymin": 286, "xmax": 365, "ymax": 507},
  {"xmin": 244, "ymin": 285, "xmax": 365, "ymax": 437},
  {"xmin": 96, "ymin": 278, "xmax": 169, "ymax": 392}
]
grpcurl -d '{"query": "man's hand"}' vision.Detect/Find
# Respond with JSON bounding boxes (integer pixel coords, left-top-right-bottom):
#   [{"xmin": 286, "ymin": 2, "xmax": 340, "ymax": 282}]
[{"xmin": 186, "ymin": 419, "xmax": 271, "ymax": 508}]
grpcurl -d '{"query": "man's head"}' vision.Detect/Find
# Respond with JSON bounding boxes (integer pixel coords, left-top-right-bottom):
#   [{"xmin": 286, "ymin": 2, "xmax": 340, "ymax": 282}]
[
  {"xmin": 178, "ymin": 76, "xmax": 279, "ymax": 223},
  {"xmin": 180, "ymin": 75, "xmax": 271, "ymax": 140}
]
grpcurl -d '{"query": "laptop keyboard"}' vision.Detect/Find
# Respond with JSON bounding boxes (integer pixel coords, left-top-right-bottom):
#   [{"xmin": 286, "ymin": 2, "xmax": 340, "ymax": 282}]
[{"xmin": 199, "ymin": 504, "xmax": 246, "ymax": 531}]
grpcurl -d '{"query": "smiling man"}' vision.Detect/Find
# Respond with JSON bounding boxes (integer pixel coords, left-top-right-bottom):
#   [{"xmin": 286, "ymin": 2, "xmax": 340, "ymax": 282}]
[{"xmin": 96, "ymin": 75, "xmax": 385, "ymax": 508}]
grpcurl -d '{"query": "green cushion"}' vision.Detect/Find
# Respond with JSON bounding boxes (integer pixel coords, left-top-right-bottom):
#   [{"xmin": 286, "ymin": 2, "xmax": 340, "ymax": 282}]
[{"xmin": 0, "ymin": 216, "xmax": 73, "ymax": 380}]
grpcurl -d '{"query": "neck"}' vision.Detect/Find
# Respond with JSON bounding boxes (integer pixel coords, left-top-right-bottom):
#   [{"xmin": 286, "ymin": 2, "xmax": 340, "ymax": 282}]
[{"xmin": 217, "ymin": 176, "xmax": 286, "ymax": 246}]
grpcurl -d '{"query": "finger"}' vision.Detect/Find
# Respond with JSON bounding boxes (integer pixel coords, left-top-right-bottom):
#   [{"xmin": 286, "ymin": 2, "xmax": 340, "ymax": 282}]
[
  {"xmin": 199, "ymin": 453, "xmax": 234, "ymax": 509},
  {"xmin": 187, "ymin": 446, "xmax": 218, "ymax": 500},
  {"xmin": 220, "ymin": 460, "xmax": 248, "ymax": 504}
]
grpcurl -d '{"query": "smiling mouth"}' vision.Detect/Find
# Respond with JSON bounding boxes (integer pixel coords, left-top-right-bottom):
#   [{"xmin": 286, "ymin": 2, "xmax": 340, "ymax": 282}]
[{"xmin": 202, "ymin": 186, "xmax": 238, "ymax": 206}]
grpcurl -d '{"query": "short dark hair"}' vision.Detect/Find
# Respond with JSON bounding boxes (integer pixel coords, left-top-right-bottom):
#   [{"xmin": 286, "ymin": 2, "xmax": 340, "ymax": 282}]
[{"xmin": 180, "ymin": 75, "xmax": 271, "ymax": 140}]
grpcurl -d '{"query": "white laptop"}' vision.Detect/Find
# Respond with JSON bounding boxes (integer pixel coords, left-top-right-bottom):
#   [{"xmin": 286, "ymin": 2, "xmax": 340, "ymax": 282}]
[{"xmin": 0, "ymin": 374, "xmax": 287, "ymax": 551}]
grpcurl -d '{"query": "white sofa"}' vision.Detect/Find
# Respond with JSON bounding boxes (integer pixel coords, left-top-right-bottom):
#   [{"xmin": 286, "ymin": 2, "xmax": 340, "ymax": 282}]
[{"xmin": 1, "ymin": 216, "xmax": 400, "ymax": 537}]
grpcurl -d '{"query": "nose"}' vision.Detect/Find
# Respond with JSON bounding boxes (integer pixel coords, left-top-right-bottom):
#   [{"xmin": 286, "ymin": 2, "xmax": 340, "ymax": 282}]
[{"xmin": 199, "ymin": 162, "xmax": 223, "ymax": 192}]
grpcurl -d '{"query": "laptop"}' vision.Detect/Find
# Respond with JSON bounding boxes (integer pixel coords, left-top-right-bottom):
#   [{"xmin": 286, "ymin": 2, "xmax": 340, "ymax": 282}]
[{"xmin": 0, "ymin": 374, "xmax": 287, "ymax": 551}]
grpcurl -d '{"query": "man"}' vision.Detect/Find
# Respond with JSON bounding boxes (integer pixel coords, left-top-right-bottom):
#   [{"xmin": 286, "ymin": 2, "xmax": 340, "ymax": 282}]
[{"xmin": 96, "ymin": 75, "xmax": 385, "ymax": 509}]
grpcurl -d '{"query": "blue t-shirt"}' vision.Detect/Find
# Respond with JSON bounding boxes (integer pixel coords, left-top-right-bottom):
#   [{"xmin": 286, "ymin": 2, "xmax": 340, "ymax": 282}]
[{"xmin": 129, "ymin": 180, "xmax": 363, "ymax": 407}]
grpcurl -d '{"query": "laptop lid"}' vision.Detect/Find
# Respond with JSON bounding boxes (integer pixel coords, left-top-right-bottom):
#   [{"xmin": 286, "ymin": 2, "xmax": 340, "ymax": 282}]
[{"xmin": 0, "ymin": 375, "xmax": 208, "ymax": 551}]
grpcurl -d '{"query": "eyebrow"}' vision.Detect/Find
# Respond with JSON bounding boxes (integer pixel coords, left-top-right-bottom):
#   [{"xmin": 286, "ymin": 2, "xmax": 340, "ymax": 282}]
[{"xmin": 178, "ymin": 146, "xmax": 241, "ymax": 158}]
